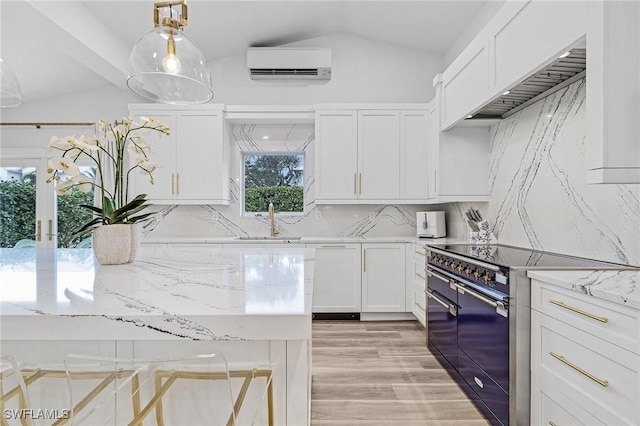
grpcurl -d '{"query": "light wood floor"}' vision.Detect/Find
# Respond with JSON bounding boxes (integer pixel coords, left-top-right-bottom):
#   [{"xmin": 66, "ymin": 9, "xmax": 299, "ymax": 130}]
[{"xmin": 310, "ymin": 320, "xmax": 490, "ymax": 425}]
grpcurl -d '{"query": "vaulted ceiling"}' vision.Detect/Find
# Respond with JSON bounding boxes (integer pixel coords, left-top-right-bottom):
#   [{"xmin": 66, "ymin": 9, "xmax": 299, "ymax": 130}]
[{"xmin": 0, "ymin": 0, "xmax": 489, "ymax": 104}]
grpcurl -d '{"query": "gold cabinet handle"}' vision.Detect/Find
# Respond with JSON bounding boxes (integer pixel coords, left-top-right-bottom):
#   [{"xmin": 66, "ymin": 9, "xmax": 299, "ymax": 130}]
[
  {"xmin": 47, "ymin": 219, "xmax": 53, "ymax": 241},
  {"xmin": 415, "ymin": 301, "xmax": 426, "ymax": 312},
  {"xmin": 171, "ymin": 173, "xmax": 175, "ymax": 195},
  {"xmin": 176, "ymin": 173, "xmax": 180, "ymax": 195},
  {"xmin": 359, "ymin": 172, "xmax": 362, "ymax": 194},
  {"xmin": 549, "ymin": 299, "xmax": 608, "ymax": 323},
  {"xmin": 363, "ymin": 249, "xmax": 366, "ymax": 272},
  {"xmin": 36, "ymin": 220, "xmax": 42, "ymax": 242},
  {"xmin": 353, "ymin": 173, "xmax": 357, "ymax": 195},
  {"xmin": 415, "ymin": 273, "xmax": 426, "ymax": 280},
  {"xmin": 415, "ymin": 250, "xmax": 426, "ymax": 256},
  {"xmin": 549, "ymin": 352, "xmax": 609, "ymax": 387}
]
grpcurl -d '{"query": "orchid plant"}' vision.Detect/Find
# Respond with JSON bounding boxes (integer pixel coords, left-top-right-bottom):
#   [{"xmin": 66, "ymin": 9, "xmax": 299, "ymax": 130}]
[{"xmin": 45, "ymin": 116, "xmax": 170, "ymax": 236}]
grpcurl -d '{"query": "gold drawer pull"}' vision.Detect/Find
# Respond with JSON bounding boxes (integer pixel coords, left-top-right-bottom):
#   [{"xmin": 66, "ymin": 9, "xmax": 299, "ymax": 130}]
[
  {"xmin": 549, "ymin": 299, "xmax": 608, "ymax": 323},
  {"xmin": 415, "ymin": 301, "xmax": 425, "ymax": 312},
  {"xmin": 415, "ymin": 250, "xmax": 426, "ymax": 256},
  {"xmin": 549, "ymin": 352, "xmax": 609, "ymax": 387},
  {"xmin": 415, "ymin": 273, "xmax": 426, "ymax": 280}
]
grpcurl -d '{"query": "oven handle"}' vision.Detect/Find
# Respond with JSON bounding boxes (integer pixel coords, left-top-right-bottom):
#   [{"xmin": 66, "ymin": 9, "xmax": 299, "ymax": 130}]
[
  {"xmin": 427, "ymin": 247, "xmax": 501, "ymax": 272},
  {"xmin": 425, "ymin": 289, "xmax": 450, "ymax": 309},
  {"xmin": 452, "ymin": 283, "xmax": 499, "ymax": 309},
  {"xmin": 426, "ymin": 269, "xmax": 450, "ymax": 284}
]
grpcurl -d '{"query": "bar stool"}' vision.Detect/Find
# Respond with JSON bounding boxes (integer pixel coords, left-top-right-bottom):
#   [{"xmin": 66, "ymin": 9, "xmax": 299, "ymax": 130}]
[
  {"xmin": 63, "ymin": 354, "xmax": 275, "ymax": 426},
  {"xmin": 1, "ymin": 356, "xmax": 32, "ymax": 426}
]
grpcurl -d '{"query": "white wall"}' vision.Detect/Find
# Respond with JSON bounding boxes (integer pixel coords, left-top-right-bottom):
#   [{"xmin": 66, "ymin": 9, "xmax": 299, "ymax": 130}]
[
  {"xmin": 208, "ymin": 33, "xmax": 442, "ymax": 104},
  {"xmin": 444, "ymin": 0, "xmax": 506, "ymax": 68}
]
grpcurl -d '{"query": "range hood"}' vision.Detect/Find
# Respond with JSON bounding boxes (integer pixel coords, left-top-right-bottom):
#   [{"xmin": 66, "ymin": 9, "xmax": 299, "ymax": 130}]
[{"xmin": 470, "ymin": 48, "xmax": 586, "ymax": 120}]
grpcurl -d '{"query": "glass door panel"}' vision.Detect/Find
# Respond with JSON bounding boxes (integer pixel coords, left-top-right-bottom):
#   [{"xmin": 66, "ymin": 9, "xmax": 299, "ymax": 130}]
[{"xmin": 0, "ymin": 165, "xmax": 38, "ymax": 247}]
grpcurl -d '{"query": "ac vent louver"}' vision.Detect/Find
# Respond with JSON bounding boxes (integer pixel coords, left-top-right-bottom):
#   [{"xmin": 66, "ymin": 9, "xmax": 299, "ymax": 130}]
[{"xmin": 247, "ymin": 48, "xmax": 331, "ymax": 81}]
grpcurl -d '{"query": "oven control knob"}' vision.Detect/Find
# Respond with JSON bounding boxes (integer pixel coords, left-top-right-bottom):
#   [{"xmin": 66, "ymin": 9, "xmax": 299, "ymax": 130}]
[
  {"xmin": 483, "ymin": 273, "xmax": 493, "ymax": 283},
  {"xmin": 465, "ymin": 267, "xmax": 473, "ymax": 276},
  {"xmin": 473, "ymin": 270, "xmax": 482, "ymax": 280},
  {"xmin": 457, "ymin": 265, "xmax": 465, "ymax": 272}
]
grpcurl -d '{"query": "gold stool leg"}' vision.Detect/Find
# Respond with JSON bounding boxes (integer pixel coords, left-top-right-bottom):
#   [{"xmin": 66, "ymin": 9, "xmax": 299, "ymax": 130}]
[{"xmin": 129, "ymin": 371, "xmax": 177, "ymax": 426}]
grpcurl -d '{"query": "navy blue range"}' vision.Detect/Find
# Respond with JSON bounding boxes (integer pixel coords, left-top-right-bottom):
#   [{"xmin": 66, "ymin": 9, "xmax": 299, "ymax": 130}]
[{"xmin": 425, "ymin": 243, "xmax": 631, "ymax": 426}]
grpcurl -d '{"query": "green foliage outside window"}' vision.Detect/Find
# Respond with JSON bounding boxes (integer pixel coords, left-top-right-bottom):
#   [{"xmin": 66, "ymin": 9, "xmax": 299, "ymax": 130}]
[
  {"xmin": 0, "ymin": 180, "xmax": 93, "ymax": 248},
  {"xmin": 245, "ymin": 185, "xmax": 304, "ymax": 212}
]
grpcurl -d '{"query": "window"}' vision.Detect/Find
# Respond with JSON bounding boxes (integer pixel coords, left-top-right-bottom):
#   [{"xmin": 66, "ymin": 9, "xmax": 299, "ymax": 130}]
[{"xmin": 243, "ymin": 153, "xmax": 304, "ymax": 214}]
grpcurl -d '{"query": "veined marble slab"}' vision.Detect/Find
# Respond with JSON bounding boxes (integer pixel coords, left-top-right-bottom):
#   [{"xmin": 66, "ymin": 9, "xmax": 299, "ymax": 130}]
[
  {"xmin": 0, "ymin": 247, "xmax": 314, "ymax": 341},
  {"xmin": 527, "ymin": 269, "xmax": 639, "ymax": 310}
]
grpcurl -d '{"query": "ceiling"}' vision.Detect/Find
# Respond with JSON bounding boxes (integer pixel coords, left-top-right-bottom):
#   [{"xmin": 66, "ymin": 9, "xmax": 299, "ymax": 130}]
[{"xmin": 0, "ymin": 0, "xmax": 489, "ymax": 104}]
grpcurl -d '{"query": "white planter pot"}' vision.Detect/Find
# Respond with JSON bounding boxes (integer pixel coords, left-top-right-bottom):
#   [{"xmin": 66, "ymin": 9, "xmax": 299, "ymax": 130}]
[{"xmin": 92, "ymin": 224, "xmax": 140, "ymax": 265}]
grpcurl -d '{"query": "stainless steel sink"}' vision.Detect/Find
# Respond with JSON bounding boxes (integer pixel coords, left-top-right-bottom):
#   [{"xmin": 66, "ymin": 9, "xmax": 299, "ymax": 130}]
[{"xmin": 236, "ymin": 236, "xmax": 302, "ymax": 241}]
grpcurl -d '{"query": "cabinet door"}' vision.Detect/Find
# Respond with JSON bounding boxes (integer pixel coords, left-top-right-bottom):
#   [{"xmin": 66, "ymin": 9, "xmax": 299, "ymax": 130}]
[
  {"xmin": 307, "ymin": 244, "xmax": 361, "ymax": 313},
  {"xmin": 487, "ymin": 1, "xmax": 586, "ymax": 95},
  {"xmin": 129, "ymin": 111, "xmax": 177, "ymax": 202},
  {"xmin": 175, "ymin": 111, "xmax": 229, "ymax": 203},
  {"xmin": 358, "ymin": 111, "xmax": 400, "ymax": 199},
  {"xmin": 441, "ymin": 32, "xmax": 489, "ymax": 129},
  {"xmin": 399, "ymin": 110, "xmax": 429, "ymax": 201},
  {"xmin": 314, "ymin": 111, "xmax": 358, "ymax": 201},
  {"xmin": 362, "ymin": 243, "xmax": 406, "ymax": 312}
]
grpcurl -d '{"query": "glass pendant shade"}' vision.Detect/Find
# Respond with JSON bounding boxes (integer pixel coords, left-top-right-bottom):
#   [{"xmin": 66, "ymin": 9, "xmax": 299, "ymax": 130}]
[
  {"xmin": 0, "ymin": 58, "xmax": 23, "ymax": 108},
  {"xmin": 127, "ymin": 27, "xmax": 213, "ymax": 104}
]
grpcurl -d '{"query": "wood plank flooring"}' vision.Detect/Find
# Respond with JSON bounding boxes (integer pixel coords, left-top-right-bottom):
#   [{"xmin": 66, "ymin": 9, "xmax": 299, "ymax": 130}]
[{"xmin": 311, "ymin": 320, "xmax": 490, "ymax": 425}]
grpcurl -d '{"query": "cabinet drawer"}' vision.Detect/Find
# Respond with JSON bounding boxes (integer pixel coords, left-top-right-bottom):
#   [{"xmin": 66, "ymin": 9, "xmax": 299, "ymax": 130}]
[
  {"xmin": 413, "ymin": 244, "xmax": 427, "ymax": 259},
  {"xmin": 413, "ymin": 259, "xmax": 427, "ymax": 284},
  {"xmin": 531, "ymin": 374, "xmax": 606, "ymax": 426},
  {"xmin": 411, "ymin": 284, "xmax": 426, "ymax": 327},
  {"xmin": 532, "ymin": 311, "xmax": 639, "ymax": 424},
  {"xmin": 532, "ymin": 279, "xmax": 639, "ymax": 353}
]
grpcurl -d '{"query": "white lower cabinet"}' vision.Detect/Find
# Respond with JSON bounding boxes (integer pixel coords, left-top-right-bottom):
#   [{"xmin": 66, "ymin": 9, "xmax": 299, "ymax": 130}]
[
  {"xmin": 361, "ymin": 243, "xmax": 406, "ymax": 312},
  {"xmin": 307, "ymin": 244, "xmax": 361, "ymax": 313},
  {"xmin": 530, "ymin": 278, "xmax": 639, "ymax": 425}
]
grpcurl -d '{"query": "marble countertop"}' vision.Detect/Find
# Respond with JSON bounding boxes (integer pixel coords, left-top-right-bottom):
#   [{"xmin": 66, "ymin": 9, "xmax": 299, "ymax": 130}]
[
  {"xmin": 527, "ymin": 270, "xmax": 639, "ymax": 310},
  {"xmin": 0, "ymin": 247, "xmax": 314, "ymax": 341},
  {"xmin": 142, "ymin": 236, "xmax": 450, "ymax": 244}
]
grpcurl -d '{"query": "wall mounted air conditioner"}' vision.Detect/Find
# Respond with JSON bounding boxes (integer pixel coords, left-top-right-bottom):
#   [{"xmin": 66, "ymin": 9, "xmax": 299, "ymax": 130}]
[{"xmin": 247, "ymin": 47, "xmax": 331, "ymax": 81}]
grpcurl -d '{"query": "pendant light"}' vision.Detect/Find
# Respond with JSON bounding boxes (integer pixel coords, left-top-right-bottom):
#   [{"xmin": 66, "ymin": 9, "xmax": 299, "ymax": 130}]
[
  {"xmin": 127, "ymin": 0, "xmax": 213, "ymax": 104},
  {"xmin": 0, "ymin": 58, "xmax": 23, "ymax": 108}
]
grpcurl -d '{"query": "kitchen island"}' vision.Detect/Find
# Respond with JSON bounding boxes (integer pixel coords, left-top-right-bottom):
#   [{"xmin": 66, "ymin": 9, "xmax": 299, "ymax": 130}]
[{"xmin": 0, "ymin": 246, "xmax": 315, "ymax": 425}]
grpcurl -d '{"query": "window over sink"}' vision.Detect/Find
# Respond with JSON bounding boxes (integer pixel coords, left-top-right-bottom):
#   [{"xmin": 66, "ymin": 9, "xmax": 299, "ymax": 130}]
[{"xmin": 242, "ymin": 153, "xmax": 304, "ymax": 215}]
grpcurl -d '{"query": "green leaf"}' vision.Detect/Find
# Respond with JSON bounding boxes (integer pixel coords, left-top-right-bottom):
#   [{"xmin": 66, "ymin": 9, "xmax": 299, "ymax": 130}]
[
  {"xmin": 79, "ymin": 204, "xmax": 103, "ymax": 215},
  {"xmin": 71, "ymin": 217, "xmax": 103, "ymax": 238},
  {"xmin": 102, "ymin": 197, "xmax": 116, "ymax": 218},
  {"xmin": 127, "ymin": 212, "xmax": 155, "ymax": 223}
]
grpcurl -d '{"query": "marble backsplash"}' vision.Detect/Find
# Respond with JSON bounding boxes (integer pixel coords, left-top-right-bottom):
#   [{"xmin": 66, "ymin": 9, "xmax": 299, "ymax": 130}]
[
  {"xmin": 447, "ymin": 79, "xmax": 640, "ymax": 266},
  {"xmin": 143, "ymin": 123, "xmax": 442, "ymax": 239}
]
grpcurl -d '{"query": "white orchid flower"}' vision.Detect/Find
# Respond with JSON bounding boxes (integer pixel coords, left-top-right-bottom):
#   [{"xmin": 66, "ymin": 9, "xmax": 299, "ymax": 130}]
[
  {"xmin": 74, "ymin": 174, "xmax": 94, "ymax": 192},
  {"xmin": 48, "ymin": 157, "xmax": 80, "ymax": 177},
  {"xmin": 54, "ymin": 178, "xmax": 75, "ymax": 195},
  {"xmin": 97, "ymin": 119, "xmax": 106, "ymax": 131},
  {"xmin": 74, "ymin": 136, "xmax": 100, "ymax": 151},
  {"xmin": 45, "ymin": 135, "xmax": 73, "ymax": 151},
  {"xmin": 138, "ymin": 160, "xmax": 158, "ymax": 174}
]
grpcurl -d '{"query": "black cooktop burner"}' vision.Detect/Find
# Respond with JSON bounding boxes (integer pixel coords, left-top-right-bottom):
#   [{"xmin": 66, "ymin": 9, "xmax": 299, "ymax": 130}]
[{"xmin": 428, "ymin": 243, "xmax": 633, "ymax": 270}]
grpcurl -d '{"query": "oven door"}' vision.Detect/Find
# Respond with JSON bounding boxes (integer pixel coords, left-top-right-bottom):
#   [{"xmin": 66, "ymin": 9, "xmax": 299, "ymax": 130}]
[
  {"xmin": 454, "ymin": 281, "xmax": 509, "ymax": 392},
  {"xmin": 426, "ymin": 287, "xmax": 457, "ymax": 369}
]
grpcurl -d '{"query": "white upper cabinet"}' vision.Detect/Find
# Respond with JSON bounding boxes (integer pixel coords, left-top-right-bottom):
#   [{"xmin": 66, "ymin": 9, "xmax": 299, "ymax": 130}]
[
  {"xmin": 441, "ymin": 30, "xmax": 490, "ymax": 130},
  {"xmin": 487, "ymin": 0, "xmax": 586, "ymax": 96},
  {"xmin": 358, "ymin": 110, "xmax": 400, "ymax": 199},
  {"xmin": 315, "ymin": 105, "xmax": 430, "ymax": 204},
  {"xmin": 129, "ymin": 105, "xmax": 230, "ymax": 204},
  {"xmin": 430, "ymin": 78, "xmax": 491, "ymax": 202},
  {"xmin": 314, "ymin": 110, "xmax": 359, "ymax": 200},
  {"xmin": 585, "ymin": 0, "xmax": 640, "ymax": 183},
  {"xmin": 400, "ymin": 110, "xmax": 430, "ymax": 201}
]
